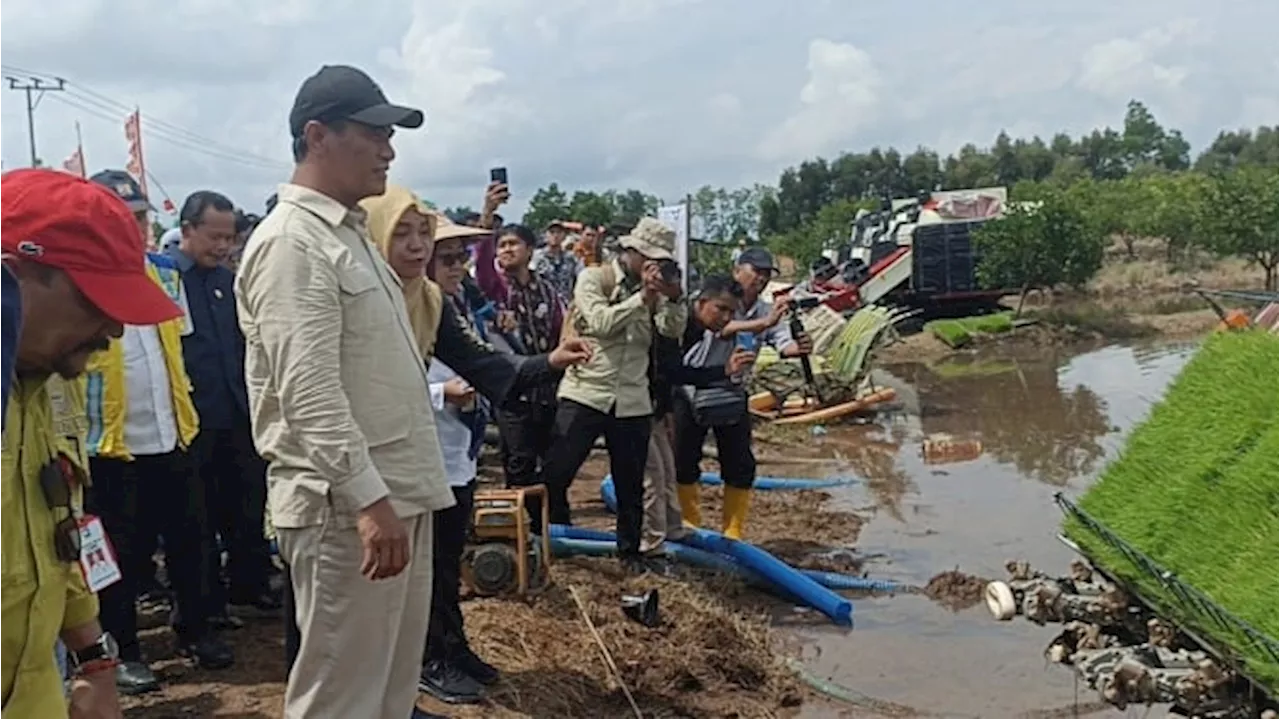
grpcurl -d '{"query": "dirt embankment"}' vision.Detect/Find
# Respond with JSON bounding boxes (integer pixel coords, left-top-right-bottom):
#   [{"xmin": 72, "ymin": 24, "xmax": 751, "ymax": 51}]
[
  {"xmin": 874, "ymin": 240, "xmax": 1265, "ymax": 365},
  {"xmin": 124, "ymin": 451, "xmax": 876, "ymax": 718}
]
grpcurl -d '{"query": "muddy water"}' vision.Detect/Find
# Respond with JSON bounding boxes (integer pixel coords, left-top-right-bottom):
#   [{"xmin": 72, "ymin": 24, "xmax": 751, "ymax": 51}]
[{"xmin": 792, "ymin": 342, "xmax": 1196, "ymax": 718}]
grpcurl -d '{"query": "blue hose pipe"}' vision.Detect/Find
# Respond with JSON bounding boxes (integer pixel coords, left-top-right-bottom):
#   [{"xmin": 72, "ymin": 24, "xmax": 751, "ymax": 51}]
[
  {"xmin": 549, "ymin": 532, "xmax": 903, "ymax": 594},
  {"xmin": 697, "ymin": 472, "xmax": 857, "ymax": 491},
  {"xmin": 599, "ymin": 477, "xmax": 855, "ymax": 626},
  {"xmin": 798, "ymin": 570, "xmax": 903, "ymax": 593},
  {"xmin": 683, "ymin": 528, "xmax": 852, "ymax": 625}
]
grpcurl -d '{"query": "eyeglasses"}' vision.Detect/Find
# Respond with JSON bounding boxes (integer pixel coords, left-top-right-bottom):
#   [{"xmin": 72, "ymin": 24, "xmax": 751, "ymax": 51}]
[{"xmin": 40, "ymin": 454, "xmax": 84, "ymax": 562}]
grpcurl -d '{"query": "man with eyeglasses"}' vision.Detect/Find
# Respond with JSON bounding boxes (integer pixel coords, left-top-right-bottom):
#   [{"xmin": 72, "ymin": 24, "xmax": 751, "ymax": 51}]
[{"xmin": 1, "ymin": 168, "xmax": 187, "ymax": 719}]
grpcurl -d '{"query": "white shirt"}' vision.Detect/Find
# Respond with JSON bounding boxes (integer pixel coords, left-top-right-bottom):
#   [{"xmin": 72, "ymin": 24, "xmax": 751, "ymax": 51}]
[
  {"xmin": 427, "ymin": 358, "xmax": 476, "ymax": 488},
  {"xmin": 120, "ymin": 325, "xmax": 179, "ymax": 456}
]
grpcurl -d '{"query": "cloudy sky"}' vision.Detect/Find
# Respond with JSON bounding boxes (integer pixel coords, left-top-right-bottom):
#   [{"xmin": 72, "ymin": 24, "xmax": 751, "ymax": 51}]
[{"xmin": 2, "ymin": 0, "xmax": 1276, "ymax": 220}]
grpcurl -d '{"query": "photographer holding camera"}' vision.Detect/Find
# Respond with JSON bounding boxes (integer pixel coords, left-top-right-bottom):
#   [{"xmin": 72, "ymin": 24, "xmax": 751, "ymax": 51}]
[
  {"xmin": 673, "ymin": 247, "xmax": 812, "ymax": 540},
  {"xmin": 542, "ymin": 217, "xmax": 687, "ymax": 573}
]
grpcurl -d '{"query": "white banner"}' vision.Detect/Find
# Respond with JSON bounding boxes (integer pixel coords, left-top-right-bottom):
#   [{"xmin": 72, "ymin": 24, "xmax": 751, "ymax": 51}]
[{"xmin": 657, "ymin": 203, "xmax": 690, "ymax": 292}]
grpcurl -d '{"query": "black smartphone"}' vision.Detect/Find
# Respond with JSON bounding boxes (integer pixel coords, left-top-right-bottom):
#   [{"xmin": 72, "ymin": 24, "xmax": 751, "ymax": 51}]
[{"xmin": 490, "ymin": 167, "xmax": 508, "ymax": 185}]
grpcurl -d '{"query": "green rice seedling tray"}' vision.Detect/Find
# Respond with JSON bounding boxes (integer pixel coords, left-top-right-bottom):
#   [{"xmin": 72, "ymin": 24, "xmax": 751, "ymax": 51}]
[
  {"xmin": 1064, "ymin": 329, "xmax": 1280, "ymax": 692},
  {"xmin": 924, "ymin": 312, "xmax": 1014, "ymax": 349}
]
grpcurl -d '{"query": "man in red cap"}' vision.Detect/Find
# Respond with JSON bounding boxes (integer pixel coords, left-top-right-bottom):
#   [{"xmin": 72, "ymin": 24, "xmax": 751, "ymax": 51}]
[{"xmin": 1, "ymin": 168, "xmax": 185, "ymax": 719}]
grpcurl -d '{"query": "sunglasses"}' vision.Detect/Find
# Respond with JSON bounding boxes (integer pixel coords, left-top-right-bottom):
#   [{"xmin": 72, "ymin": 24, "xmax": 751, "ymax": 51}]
[
  {"xmin": 434, "ymin": 252, "xmax": 469, "ymax": 268},
  {"xmin": 40, "ymin": 454, "xmax": 85, "ymax": 562}
]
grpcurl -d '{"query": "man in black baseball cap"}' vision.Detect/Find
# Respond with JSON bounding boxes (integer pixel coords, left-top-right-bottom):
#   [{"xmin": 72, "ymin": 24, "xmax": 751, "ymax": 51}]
[
  {"xmin": 89, "ymin": 169, "xmax": 154, "ymax": 241},
  {"xmin": 287, "ymin": 64, "xmax": 424, "ymax": 207}
]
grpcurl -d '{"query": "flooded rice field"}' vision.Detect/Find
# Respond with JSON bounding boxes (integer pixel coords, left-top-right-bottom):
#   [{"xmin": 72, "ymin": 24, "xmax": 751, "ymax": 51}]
[{"xmin": 793, "ymin": 341, "xmax": 1197, "ymax": 718}]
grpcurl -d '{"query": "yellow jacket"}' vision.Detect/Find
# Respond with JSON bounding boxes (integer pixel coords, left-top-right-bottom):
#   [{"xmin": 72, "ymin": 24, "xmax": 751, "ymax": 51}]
[
  {"xmin": 84, "ymin": 258, "xmax": 199, "ymax": 461},
  {"xmin": 2, "ymin": 377, "xmax": 99, "ymax": 718}
]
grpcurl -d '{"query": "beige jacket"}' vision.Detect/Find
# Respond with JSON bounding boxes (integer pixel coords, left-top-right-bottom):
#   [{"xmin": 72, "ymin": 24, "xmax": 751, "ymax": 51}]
[
  {"xmin": 557, "ymin": 258, "xmax": 687, "ymax": 418},
  {"xmin": 235, "ymin": 184, "xmax": 455, "ymax": 528}
]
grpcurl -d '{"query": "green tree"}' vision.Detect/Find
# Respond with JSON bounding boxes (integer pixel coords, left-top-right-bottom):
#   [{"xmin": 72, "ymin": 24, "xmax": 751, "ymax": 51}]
[
  {"xmin": 566, "ymin": 190, "xmax": 616, "ymax": 228},
  {"xmin": 690, "ymin": 184, "xmax": 771, "ymax": 243},
  {"xmin": 1195, "ymin": 166, "xmax": 1280, "ymax": 290},
  {"xmin": 972, "ymin": 192, "xmax": 1107, "ymax": 314},
  {"xmin": 522, "ymin": 183, "xmax": 570, "ymax": 230},
  {"xmin": 1085, "ymin": 177, "xmax": 1149, "ymax": 260},
  {"xmin": 608, "ymin": 189, "xmax": 660, "ymax": 230},
  {"xmin": 766, "ymin": 198, "xmax": 868, "ymax": 270},
  {"xmin": 441, "ymin": 205, "xmax": 477, "ymax": 221},
  {"xmin": 1141, "ymin": 172, "xmax": 1210, "ymax": 264}
]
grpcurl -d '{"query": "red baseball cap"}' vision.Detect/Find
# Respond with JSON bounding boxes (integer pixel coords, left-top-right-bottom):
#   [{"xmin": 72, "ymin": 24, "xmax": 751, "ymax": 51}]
[{"xmin": 1, "ymin": 168, "xmax": 182, "ymax": 325}]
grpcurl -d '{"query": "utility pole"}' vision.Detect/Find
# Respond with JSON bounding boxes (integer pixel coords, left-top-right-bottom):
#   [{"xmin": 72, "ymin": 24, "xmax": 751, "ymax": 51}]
[{"xmin": 5, "ymin": 76, "xmax": 66, "ymax": 167}]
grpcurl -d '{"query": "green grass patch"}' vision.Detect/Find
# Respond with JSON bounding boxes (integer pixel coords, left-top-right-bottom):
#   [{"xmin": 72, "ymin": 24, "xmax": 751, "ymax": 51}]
[
  {"xmin": 925, "ymin": 312, "xmax": 1014, "ymax": 348},
  {"xmin": 1065, "ymin": 329, "xmax": 1279, "ymax": 689}
]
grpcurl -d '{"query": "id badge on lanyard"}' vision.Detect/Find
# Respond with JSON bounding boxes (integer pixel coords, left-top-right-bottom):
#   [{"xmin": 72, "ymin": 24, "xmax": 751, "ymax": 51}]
[{"xmin": 43, "ymin": 453, "xmax": 122, "ymax": 592}]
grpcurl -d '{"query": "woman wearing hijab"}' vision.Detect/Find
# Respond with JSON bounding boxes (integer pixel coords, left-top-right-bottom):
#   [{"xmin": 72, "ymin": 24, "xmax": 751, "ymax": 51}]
[{"xmin": 359, "ymin": 186, "xmax": 592, "ymax": 708}]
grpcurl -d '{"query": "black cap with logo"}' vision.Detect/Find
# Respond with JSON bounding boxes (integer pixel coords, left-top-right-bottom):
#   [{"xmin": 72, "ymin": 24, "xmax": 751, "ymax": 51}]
[
  {"xmin": 737, "ymin": 247, "xmax": 779, "ymax": 274},
  {"xmin": 88, "ymin": 169, "xmax": 153, "ymax": 213},
  {"xmin": 289, "ymin": 65, "xmax": 424, "ymax": 138}
]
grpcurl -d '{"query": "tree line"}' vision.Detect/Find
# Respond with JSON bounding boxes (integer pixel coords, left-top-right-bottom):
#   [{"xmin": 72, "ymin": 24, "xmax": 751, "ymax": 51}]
[{"xmin": 512, "ymin": 100, "xmax": 1278, "ymax": 288}]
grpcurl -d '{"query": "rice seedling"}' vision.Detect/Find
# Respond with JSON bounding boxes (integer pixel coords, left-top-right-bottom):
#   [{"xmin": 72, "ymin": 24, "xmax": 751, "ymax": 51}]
[
  {"xmin": 924, "ymin": 312, "xmax": 1015, "ymax": 348},
  {"xmin": 1065, "ymin": 329, "xmax": 1279, "ymax": 689}
]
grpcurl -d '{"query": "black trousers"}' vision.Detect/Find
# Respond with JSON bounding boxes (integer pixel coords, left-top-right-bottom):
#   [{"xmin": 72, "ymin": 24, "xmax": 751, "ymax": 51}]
[
  {"xmin": 424, "ymin": 481, "xmax": 476, "ymax": 664},
  {"xmin": 672, "ymin": 394, "xmax": 757, "ymax": 490},
  {"xmin": 87, "ymin": 451, "xmax": 212, "ymax": 660},
  {"xmin": 189, "ymin": 425, "xmax": 272, "ymax": 605},
  {"xmin": 496, "ymin": 400, "xmax": 557, "ymax": 490},
  {"xmin": 541, "ymin": 399, "xmax": 652, "ymax": 558}
]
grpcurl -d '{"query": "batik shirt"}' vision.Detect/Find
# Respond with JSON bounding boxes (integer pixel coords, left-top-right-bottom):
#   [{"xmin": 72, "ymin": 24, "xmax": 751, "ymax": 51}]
[{"xmin": 532, "ymin": 247, "xmax": 583, "ymax": 303}]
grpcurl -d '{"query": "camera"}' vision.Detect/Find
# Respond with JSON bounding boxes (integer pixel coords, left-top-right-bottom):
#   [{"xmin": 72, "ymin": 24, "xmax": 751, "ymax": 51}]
[{"xmin": 657, "ymin": 258, "xmax": 681, "ymax": 284}]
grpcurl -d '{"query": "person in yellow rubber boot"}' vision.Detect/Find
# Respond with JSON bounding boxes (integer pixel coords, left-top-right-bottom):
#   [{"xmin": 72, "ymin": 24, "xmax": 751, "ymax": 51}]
[
  {"xmin": 644, "ymin": 274, "xmax": 755, "ymax": 563},
  {"xmin": 672, "ymin": 249, "xmax": 812, "ymax": 539}
]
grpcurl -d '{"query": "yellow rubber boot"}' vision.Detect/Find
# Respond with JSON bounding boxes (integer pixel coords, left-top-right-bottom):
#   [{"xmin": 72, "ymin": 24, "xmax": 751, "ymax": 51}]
[
  {"xmin": 677, "ymin": 484, "xmax": 702, "ymax": 528},
  {"xmin": 721, "ymin": 486, "xmax": 751, "ymax": 540}
]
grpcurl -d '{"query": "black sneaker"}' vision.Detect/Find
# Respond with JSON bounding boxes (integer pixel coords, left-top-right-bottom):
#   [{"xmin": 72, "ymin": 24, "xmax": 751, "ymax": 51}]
[
  {"xmin": 456, "ymin": 648, "xmax": 500, "ymax": 685},
  {"xmin": 419, "ymin": 659, "xmax": 485, "ymax": 704},
  {"xmin": 177, "ymin": 634, "xmax": 235, "ymax": 670}
]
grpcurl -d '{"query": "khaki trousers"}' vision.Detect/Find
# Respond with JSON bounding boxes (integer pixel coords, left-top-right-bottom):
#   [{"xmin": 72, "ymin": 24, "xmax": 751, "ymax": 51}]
[
  {"xmin": 641, "ymin": 413, "xmax": 687, "ymax": 553},
  {"xmin": 279, "ymin": 513, "xmax": 433, "ymax": 719}
]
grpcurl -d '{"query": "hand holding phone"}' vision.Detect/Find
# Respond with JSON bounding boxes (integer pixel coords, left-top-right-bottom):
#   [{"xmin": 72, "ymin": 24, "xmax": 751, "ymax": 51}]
[
  {"xmin": 489, "ymin": 167, "xmax": 508, "ymax": 186},
  {"xmin": 735, "ymin": 332, "xmax": 758, "ymax": 353}
]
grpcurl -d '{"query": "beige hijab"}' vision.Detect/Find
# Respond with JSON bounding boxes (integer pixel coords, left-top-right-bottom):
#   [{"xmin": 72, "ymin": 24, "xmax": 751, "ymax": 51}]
[{"xmin": 361, "ymin": 185, "xmax": 444, "ymax": 359}]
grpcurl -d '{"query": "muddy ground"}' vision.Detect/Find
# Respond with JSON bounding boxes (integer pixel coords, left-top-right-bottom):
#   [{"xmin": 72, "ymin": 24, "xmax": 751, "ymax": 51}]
[
  {"xmin": 117, "ymin": 250, "xmax": 1234, "ymax": 717},
  {"xmin": 120, "ymin": 439, "xmax": 991, "ymax": 719}
]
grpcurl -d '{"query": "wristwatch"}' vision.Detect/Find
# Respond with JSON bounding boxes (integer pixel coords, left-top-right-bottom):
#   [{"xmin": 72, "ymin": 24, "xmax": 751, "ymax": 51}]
[{"xmin": 68, "ymin": 632, "xmax": 120, "ymax": 674}]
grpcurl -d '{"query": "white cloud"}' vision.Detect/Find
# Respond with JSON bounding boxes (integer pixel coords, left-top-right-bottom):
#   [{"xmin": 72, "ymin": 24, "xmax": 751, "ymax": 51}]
[
  {"xmin": 1077, "ymin": 19, "xmax": 1200, "ymax": 98},
  {"xmin": 379, "ymin": 0, "xmax": 523, "ymax": 176},
  {"xmin": 1, "ymin": 0, "xmax": 1274, "ymax": 219},
  {"xmin": 756, "ymin": 39, "xmax": 881, "ymax": 162}
]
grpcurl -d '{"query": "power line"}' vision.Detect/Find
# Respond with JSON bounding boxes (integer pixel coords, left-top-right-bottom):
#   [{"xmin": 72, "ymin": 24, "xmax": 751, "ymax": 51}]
[
  {"xmin": 2, "ymin": 64, "xmax": 289, "ymax": 170},
  {"xmin": 5, "ymin": 75, "xmax": 65, "ymax": 166},
  {"xmin": 47, "ymin": 93, "xmax": 286, "ymax": 171}
]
